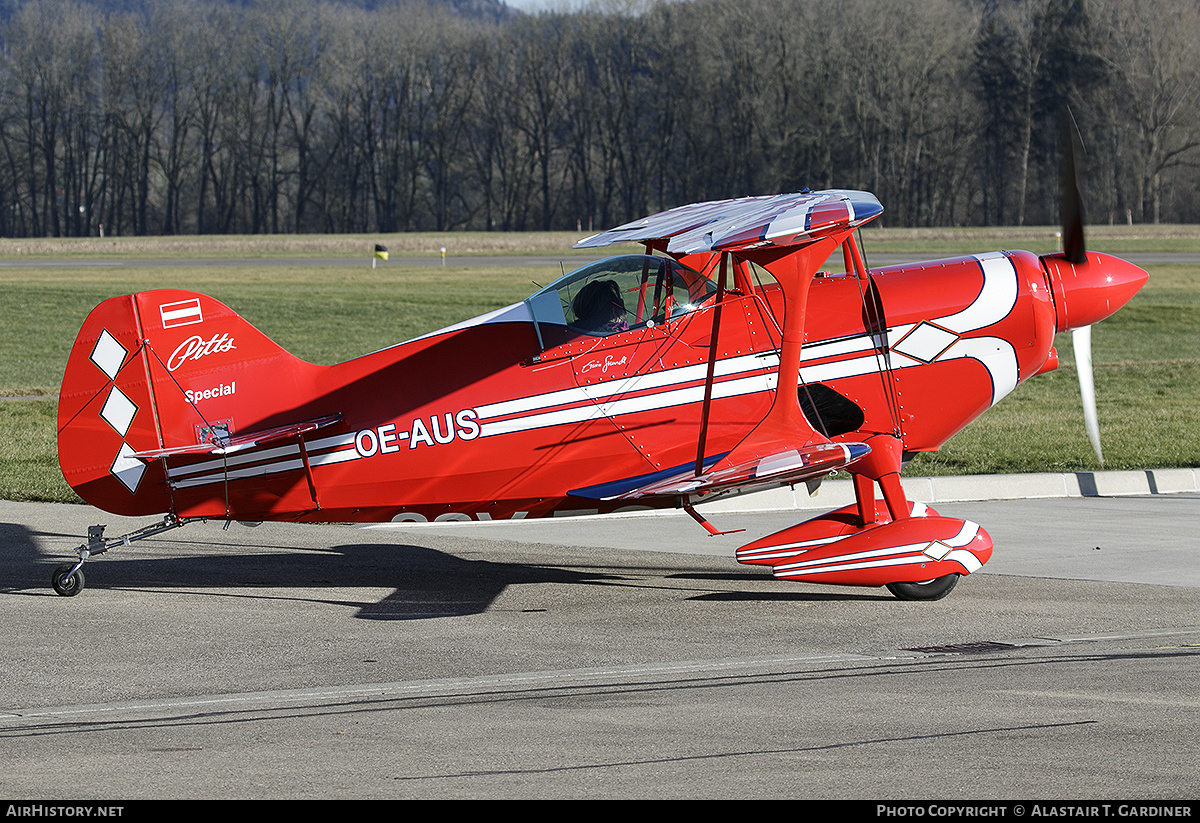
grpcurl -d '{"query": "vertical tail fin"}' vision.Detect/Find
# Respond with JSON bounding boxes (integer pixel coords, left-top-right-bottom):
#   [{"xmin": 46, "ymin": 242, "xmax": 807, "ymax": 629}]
[{"xmin": 58, "ymin": 290, "xmax": 322, "ymax": 516}]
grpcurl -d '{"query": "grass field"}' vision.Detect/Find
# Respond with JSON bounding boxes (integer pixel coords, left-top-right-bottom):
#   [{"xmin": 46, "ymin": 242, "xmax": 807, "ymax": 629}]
[
  {"xmin": 1, "ymin": 221, "xmax": 1197, "ymax": 258},
  {"xmin": 2, "ymin": 227, "xmax": 1198, "ymax": 503}
]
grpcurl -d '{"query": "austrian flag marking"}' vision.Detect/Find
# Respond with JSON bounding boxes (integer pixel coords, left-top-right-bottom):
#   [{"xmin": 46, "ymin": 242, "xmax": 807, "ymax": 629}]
[{"xmin": 160, "ymin": 298, "xmax": 204, "ymax": 328}]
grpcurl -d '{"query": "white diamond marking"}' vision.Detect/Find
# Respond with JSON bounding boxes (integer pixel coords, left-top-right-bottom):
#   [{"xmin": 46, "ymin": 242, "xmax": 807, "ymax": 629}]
[
  {"xmin": 110, "ymin": 443, "xmax": 146, "ymax": 493},
  {"xmin": 893, "ymin": 322, "xmax": 959, "ymax": 364},
  {"xmin": 89, "ymin": 330, "xmax": 128, "ymax": 381},
  {"xmin": 100, "ymin": 387, "xmax": 138, "ymax": 437}
]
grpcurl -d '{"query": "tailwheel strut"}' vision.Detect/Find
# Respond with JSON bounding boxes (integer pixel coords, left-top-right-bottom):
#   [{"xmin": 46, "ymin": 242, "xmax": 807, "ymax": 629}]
[{"xmin": 52, "ymin": 514, "xmax": 189, "ymax": 597}]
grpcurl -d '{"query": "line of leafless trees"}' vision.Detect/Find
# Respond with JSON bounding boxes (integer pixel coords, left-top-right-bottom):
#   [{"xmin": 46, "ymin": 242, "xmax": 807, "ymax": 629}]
[{"xmin": 1, "ymin": 0, "xmax": 1197, "ymax": 237}]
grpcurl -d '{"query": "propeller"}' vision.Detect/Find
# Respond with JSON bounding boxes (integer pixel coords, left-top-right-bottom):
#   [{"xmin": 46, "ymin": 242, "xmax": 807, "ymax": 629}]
[
  {"xmin": 1071, "ymin": 324, "xmax": 1102, "ymax": 464},
  {"xmin": 1060, "ymin": 110, "xmax": 1087, "ymax": 266},
  {"xmin": 1060, "ymin": 110, "xmax": 1104, "ymax": 466}
]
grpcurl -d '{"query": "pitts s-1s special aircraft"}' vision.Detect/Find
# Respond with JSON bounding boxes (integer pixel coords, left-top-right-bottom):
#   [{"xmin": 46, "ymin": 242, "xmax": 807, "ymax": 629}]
[{"xmin": 53, "ymin": 183, "xmax": 1147, "ymax": 600}]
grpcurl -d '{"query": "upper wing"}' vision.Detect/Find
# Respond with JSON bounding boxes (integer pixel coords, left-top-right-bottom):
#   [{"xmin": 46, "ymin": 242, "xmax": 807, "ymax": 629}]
[
  {"xmin": 574, "ymin": 190, "xmax": 883, "ymax": 255},
  {"xmin": 572, "ymin": 189, "xmax": 883, "ymax": 507}
]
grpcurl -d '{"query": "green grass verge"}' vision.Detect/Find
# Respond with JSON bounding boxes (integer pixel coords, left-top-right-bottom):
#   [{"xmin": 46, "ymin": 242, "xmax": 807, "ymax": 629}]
[
  {"xmin": 907, "ymin": 362, "xmax": 1200, "ymax": 475},
  {"xmin": 2, "ymin": 233, "xmax": 1197, "ymax": 503},
  {"xmin": 4, "ymin": 223, "xmax": 1200, "ymax": 259},
  {"xmin": 859, "ymin": 224, "xmax": 1200, "ymax": 255},
  {"xmin": 0, "ymin": 232, "xmax": 601, "ymax": 260},
  {"xmin": 0, "ymin": 398, "xmax": 67, "ymax": 502}
]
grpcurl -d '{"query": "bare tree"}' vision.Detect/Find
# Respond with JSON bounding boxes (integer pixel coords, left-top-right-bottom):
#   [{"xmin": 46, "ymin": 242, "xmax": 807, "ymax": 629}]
[
  {"xmin": 2, "ymin": 1, "xmax": 102, "ymax": 236},
  {"xmin": 102, "ymin": 11, "xmax": 174, "ymax": 236},
  {"xmin": 510, "ymin": 12, "xmax": 572, "ymax": 230},
  {"xmin": 0, "ymin": 0, "xmax": 1196, "ymax": 236},
  {"xmin": 1098, "ymin": 0, "xmax": 1200, "ymax": 223},
  {"xmin": 463, "ymin": 27, "xmax": 537, "ymax": 231},
  {"xmin": 839, "ymin": 0, "xmax": 980, "ymax": 226},
  {"xmin": 320, "ymin": 5, "xmax": 375, "ymax": 232}
]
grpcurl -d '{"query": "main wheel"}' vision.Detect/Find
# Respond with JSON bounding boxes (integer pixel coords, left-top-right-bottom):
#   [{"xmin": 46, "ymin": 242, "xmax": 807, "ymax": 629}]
[
  {"xmin": 51, "ymin": 565, "xmax": 85, "ymax": 597},
  {"xmin": 887, "ymin": 574, "xmax": 958, "ymax": 601}
]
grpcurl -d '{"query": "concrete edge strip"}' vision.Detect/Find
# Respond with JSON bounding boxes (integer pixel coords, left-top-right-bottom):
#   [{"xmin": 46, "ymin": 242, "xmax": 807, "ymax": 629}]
[{"xmin": 701, "ymin": 467, "xmax": 1200, "ymax": 514}]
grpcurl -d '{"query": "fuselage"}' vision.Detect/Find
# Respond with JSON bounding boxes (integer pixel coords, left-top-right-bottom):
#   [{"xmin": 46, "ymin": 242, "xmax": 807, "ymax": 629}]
[
  {"xmin": 159, "ymin": 251, "xmax": 1060, "ymax": 523},
  {"xmin": 59, "ymin": 245, "xmax": 1145, "ymax": 525}
]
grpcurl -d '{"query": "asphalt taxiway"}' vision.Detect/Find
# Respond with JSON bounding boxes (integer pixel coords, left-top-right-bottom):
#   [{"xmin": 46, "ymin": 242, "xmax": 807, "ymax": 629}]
[{"xmin": 1, "ymin": 484, "xmax": 1198, "ymax": 799}]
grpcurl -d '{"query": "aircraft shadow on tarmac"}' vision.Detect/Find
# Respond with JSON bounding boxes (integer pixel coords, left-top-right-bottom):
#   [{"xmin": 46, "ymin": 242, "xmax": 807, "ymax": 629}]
[
  {"xmin": 3, "ymin": 520, "xmax": 891, "ymax": 616},
  {"xmin": 0, "ymin": 521, "xmax": 740, "ymax": 619}
]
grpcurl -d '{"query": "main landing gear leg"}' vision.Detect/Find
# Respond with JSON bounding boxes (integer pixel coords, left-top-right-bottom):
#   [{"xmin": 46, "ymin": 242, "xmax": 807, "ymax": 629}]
[
  {"xmin": 52, "ymin": 514, "xmax": 188, "ymax": 597},
  {"xmin": 850, "ymin": 434, "xmax": 910, "ymax": 526}
]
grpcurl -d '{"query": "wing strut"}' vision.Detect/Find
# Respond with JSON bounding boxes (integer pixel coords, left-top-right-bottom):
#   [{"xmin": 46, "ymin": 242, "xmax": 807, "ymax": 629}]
[
  {"xmin": 694, "ymin": 253, "xmax": 729, "ymax": 476},
  {"xmin": 683, "ymin": 502, "xmax": 745, "ymax": 536},
  {"xmin": 846, "ymin": 232, "xmax": 903, "ymax": 439},
  {"xmin": 712, "ymin": 236, "xmax": 840, "ymax": 470}
]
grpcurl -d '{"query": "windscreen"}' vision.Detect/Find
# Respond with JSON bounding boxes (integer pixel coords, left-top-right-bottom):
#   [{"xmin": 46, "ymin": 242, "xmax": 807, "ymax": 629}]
[{"xmin": 526, "ymin": 255, "xmax": 717, "ymax": 347}]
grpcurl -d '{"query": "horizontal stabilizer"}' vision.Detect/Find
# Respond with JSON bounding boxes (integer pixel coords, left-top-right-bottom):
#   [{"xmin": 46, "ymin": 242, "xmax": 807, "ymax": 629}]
[{"xmin": 131, "ymin": 414, "xmax": 343, "ymax": 459}]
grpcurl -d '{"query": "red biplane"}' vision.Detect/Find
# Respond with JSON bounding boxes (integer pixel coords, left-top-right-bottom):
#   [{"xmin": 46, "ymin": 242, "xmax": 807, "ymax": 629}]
[{"xmin": 53, "ymin": 185, "xmax": 1147, "ymax": 600}]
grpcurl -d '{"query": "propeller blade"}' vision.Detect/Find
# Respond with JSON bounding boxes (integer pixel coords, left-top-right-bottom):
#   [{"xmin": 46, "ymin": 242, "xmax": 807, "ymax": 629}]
[
  {"xmin": 1071, "ymin": 324, "xmax": 1103, "ymax": 465},
  {"xmin": 1060, "ymin": 109, "xmax": 1087, "ymax": 265}
]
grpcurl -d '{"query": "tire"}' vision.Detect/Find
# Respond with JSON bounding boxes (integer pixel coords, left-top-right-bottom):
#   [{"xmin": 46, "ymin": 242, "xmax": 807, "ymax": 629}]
[
  {"xmin": 887, "ymin": 574, "xmax": 958, "ymax": 601},
  {"xmin": 51, "ymin": 564, "xmax": 85, "ymax": 597}
]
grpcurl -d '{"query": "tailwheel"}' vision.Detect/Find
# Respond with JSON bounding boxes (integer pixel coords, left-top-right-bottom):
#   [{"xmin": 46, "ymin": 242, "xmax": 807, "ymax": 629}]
[
  {"xmin": 51, "ymin": 515, "xmax": 189, "ymax": 598},
  {"xmin": 886, "ymin": 574, "xmax": 958, "ymax": 602},
  {"xmin": 51, "ymin": 564, "xmax": 86, "ymax": 597}
]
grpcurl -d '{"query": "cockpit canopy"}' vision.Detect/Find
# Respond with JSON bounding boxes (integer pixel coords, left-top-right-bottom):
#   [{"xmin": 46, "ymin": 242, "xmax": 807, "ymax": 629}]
[{"xmin": 526, "ymin": 255, "xmax": 717, "ymax": 348}]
